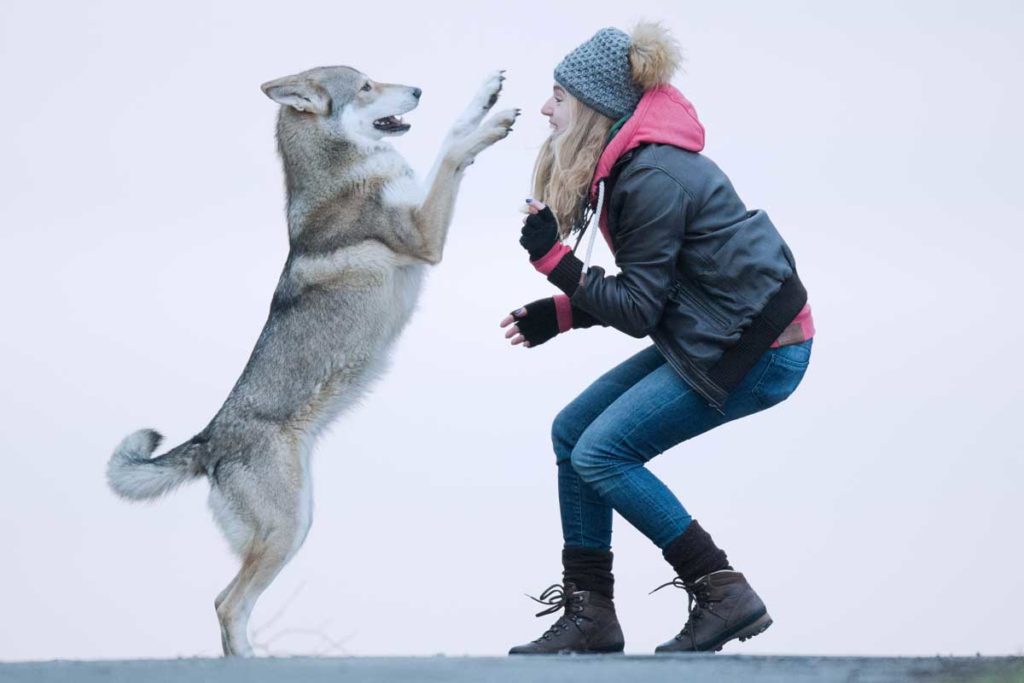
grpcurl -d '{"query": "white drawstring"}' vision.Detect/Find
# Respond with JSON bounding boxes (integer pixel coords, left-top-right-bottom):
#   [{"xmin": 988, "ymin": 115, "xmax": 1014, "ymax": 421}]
[{"xmin": 582, "ymin": 180, "xmax": 605, "ymax": 274}]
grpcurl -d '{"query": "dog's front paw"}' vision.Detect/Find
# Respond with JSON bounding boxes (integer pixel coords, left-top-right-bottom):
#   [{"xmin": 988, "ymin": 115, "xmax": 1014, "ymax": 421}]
[
  {"xmin": 448, "ymin": 70, "xmax": 507, "ymax": 141},
  {"xmin": 482, "ymin": 107, "xmax": 520, "ymax": 141},
  {"xmin": 477, "ymin": 69, "xmax": 506, "ymax": 112},
  {"xmin": 449, "ymin": 107, "xmax": 519, "ymax": 171}
]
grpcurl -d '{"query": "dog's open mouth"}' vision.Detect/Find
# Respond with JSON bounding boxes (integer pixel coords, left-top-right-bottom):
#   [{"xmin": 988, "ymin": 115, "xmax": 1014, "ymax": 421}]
[{"xmin": 373, "ymin": 115, "xmax": 411, "ymax": 134}]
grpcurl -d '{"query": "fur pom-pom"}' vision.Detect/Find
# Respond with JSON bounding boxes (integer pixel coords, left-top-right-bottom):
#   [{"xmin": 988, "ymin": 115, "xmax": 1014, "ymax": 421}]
[{"xmin": 629, "ymin": 21, "xmax": 682, "ymax": 89}]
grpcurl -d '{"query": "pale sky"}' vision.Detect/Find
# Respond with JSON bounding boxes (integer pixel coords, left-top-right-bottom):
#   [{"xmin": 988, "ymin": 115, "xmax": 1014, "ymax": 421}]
[{"xmin": 1, "ymin": 0, "xmax": 1022, "ymax": 661}]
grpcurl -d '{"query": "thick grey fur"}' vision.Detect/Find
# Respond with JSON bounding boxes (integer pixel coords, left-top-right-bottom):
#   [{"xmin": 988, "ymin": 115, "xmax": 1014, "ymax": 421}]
[{"xmin": 106, "ymin": 65, "xmax": 518, "ymax": 656}]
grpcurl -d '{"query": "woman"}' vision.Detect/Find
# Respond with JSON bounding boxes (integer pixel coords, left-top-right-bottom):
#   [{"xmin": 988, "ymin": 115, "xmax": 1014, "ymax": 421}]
[{"xmin": 500, "ymin": 22, "xmax": 815, "ymax": 654}]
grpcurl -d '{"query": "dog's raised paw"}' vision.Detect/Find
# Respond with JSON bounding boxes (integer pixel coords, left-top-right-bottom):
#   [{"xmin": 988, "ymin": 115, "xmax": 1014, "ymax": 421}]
[
  {"xmin": 483, "ymin": 108, "xmax": 519, "ymax": 140},
  {"xmin": 479, "ymin": 70, "xmax": 505, "ymax": 111}
]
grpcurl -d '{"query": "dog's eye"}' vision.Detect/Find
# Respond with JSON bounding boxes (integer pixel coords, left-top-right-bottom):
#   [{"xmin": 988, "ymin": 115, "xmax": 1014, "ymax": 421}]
[{"xmin": 361, "ymin": 82, "xmax": 372, "ymax": 92}]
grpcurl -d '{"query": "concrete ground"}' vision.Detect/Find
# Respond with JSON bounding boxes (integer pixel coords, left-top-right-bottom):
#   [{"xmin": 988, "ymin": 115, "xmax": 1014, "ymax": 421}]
[{"xmin": 2, "ymin": 656, "xmax": 1023, "ymax": 683}]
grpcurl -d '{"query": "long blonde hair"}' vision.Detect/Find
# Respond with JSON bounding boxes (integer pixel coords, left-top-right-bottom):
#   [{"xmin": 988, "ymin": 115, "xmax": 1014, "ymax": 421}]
[{"xmin": 532, "ymin": 94, "xmax": 615, "ymax": 239}]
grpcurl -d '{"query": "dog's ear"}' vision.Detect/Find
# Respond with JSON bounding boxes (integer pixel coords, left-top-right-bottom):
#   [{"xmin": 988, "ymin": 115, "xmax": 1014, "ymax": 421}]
[{"xmin": 260, "ymin": 75, "xmax": 332, "ymax": 115}]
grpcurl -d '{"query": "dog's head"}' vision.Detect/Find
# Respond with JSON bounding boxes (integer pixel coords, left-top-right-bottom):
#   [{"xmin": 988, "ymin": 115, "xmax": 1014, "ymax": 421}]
[{"xmin": 261, "ymin": 66, "xmax": 421, "ymax": 146}]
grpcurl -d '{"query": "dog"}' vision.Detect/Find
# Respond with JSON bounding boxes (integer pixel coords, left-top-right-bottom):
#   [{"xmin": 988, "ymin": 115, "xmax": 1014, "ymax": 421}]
[{"xmin": 106, "ymin": 65, "xmax": 518, "ymax": 656}]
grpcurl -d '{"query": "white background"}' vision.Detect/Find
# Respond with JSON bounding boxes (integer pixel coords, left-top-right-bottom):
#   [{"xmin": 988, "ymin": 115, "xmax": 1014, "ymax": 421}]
[{"xmin": 1, "ymin": 0, "xmax": 1022, "ymax": 661}]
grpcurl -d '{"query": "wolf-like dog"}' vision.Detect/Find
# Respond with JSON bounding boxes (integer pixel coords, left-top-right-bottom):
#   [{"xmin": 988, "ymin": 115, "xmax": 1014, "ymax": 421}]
[{"xmin": 106, "ymin": 66, "xmax": 518, "ymax": 656}]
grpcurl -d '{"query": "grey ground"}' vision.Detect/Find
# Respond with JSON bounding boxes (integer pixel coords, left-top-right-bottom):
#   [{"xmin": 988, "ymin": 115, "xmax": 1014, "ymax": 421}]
[{"xmin": 2, "ymin": 656, "xmax": 1023, "ymax": 683}]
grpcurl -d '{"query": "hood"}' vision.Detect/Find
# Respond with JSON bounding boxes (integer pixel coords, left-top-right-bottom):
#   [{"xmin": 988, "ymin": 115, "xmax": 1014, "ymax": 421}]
[{"xmin": 590, "ymin": 84, "xmax": 705, "ymax": 200}]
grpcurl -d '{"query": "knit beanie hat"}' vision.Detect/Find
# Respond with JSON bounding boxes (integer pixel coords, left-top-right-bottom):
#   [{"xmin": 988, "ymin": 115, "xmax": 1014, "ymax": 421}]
[{"xmin": 554, "ymin": 22, "xmax": 682, "ymax": 121}]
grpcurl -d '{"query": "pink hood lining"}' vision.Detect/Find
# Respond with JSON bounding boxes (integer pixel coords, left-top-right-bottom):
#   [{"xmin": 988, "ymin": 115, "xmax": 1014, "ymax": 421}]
[{"xmin": 590, "ymin": 84, "xmax": 705, "ymax": 201}]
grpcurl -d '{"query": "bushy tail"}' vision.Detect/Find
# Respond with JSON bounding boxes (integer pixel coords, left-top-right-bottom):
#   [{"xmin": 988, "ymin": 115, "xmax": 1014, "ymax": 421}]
[{"xmin": 107, "ymin": 429, "xmax": 204, "ymax": 501}]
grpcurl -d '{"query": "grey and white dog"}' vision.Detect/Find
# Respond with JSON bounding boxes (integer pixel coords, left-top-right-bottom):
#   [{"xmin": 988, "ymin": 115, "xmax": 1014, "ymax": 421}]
[{"xmin": 106, "ymin": 66, "xmax": 517, "ymax": 656}]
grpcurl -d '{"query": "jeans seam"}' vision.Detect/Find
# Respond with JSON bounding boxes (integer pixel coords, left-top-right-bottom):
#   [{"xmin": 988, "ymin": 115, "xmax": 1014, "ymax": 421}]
[
  {"xmin": 557, "ymin": 345, "xmax": 668, "ymax": 548},
  {"xmin": 573, "ymin": 386, "xmax": 696, "ymax": 547},
  {"xmin": 577, "ymin": 378, "xmax": 696, "ymax": 480},
  {"xmin": 574, "ymin": 473, "xmax": 584, "ymax": 547},
  {"xmin": 750, "ymin": 355, "xmax": 780, "ymax": 409}
]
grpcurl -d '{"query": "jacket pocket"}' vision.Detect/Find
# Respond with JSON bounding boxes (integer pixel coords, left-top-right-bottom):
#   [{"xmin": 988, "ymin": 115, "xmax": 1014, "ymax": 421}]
[{"xmin": 671, "ymin": 280, "xmax": 730, "ymax": 331}]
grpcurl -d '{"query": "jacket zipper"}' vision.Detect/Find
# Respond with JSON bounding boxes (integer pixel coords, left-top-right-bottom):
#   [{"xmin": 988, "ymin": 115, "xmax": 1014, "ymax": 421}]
[
  {"xmin": 673, "ymin": 282, "xmax": 730, "ymax": 330},
  {"xmin": 650, "ymin": 330, "xmax": 726, "ymax": 412}
]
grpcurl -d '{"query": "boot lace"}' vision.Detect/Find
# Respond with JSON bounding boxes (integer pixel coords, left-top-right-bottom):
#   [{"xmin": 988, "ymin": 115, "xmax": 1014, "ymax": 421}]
[
  {"xmin": 651, "ymin": 577, "xmax": 725, "ymax": 647},
  {"xmin": 525, "ymin": 584, "xmax": 588, "ymax": 641}
]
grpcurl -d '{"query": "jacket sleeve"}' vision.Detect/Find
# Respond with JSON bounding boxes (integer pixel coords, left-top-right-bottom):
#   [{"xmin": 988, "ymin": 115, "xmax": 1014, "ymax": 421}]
[{"xmin": 570, "ymin": 165, "xmax": 688, "ymax": 338}]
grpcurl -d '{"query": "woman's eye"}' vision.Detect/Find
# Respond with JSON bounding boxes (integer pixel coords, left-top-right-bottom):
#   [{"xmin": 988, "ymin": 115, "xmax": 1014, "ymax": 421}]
[{"xmin": 361, "ymin": 82, "xmax": 372, "ymax": 92}]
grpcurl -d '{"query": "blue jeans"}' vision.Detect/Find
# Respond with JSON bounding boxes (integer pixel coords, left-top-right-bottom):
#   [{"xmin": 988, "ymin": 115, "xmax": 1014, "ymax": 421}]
[{"xmin": 554, "ymin": 339, "xmax": 812, "ymax": 550}]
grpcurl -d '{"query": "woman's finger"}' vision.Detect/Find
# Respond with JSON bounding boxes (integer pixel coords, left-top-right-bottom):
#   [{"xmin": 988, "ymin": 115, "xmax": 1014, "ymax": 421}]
[
  {"xmin": 511, "ymin": 334, "xmax": 526, "ymax": 345},
  {"xmin": 525, "ymin": 198, "xmax": 548, "ymax": 215},
  {"xmin": 504, "ymin": 325, "xmax": 520, "ymax": 339},
  {"xmin": 500, "ymin": 314, "xmax": 515, "ymax": 327}
]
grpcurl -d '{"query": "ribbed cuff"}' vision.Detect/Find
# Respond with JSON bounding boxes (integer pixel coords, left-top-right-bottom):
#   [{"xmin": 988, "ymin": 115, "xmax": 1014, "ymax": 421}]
[
  {"xmin": 531, "ymin": 243, "xmax": 571, "ymax": 275},
  {"xmin": 570, "ymin": 304, "xmax": 602, "ymax": 329},
  {"xmin": 552, "ymin": 295, "xmax": 573, "ymax": 333},
  {"xmin": 547, "ymin": 252, "xmax": 584, "ymax": 297}
]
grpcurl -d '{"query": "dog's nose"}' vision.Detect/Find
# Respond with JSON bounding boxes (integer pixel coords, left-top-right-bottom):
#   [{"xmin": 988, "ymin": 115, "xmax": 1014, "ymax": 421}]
[{"xmin": 411, "ymin": 87, "xmax": 422, "ymax": 99}]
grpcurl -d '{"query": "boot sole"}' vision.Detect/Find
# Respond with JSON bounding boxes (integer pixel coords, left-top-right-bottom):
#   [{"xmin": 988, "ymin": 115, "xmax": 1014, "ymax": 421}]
[
  {"xmin": 656, "ymin": 611, "xmax": 773, "ymax": 654},
  {"xmin": 732, "ymin": 613, "xmax": 773, "ymax": 647},
  {"xmin": 580, "ymin": 642, "xmax": 625, "ymax": 655},
  {"xmin": 509, "ymin": 642, "xmax": 625, "ymax": 656}
]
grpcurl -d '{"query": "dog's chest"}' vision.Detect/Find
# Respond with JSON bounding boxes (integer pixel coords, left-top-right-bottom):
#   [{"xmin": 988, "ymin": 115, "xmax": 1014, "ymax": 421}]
[{"xmin": 388, "ymin": 263, "xmax": 427, "ymax": 330}]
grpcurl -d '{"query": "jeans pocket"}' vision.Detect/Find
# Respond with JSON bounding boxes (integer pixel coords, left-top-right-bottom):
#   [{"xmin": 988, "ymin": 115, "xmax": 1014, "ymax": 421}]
[
  {"xmin": 774, "ymin": 338, "xmax": 813, "ymax": 367},
  {"xmin": 752, "ymin": 346, "xmax": 810, "ymax": 409}
]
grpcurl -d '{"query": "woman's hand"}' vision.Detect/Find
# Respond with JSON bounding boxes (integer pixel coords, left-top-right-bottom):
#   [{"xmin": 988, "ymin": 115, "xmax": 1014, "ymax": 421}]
[
  {"xmin": 500, "ymin": 298, "xmax": 560, "ymax": 348},
  {"xmin": 519, "ymin": 200, "xmax": 560, "ymax": 260}
]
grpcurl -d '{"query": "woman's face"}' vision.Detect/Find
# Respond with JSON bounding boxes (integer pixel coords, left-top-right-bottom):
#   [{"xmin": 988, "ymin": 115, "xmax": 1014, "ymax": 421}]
[{"xmin": 540, "ymin": 84, "xmax": 571, "ymax": 137}]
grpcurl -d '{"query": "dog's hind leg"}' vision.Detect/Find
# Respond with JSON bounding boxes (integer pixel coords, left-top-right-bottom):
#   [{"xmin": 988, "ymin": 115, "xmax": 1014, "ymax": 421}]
[
  {"xmin": 212, "ymin": 451, "xmax": 314, "ymax": 656},
  {"xmin": 217, "ymin": 538, "xmax": 299, "ymax": 656}
]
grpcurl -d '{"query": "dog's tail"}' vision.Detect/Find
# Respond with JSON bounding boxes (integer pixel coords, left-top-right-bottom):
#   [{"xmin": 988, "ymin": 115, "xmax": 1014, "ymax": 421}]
[{"xmin": 107, "ymin": 429, "xmax": 205, "ymax": 501}]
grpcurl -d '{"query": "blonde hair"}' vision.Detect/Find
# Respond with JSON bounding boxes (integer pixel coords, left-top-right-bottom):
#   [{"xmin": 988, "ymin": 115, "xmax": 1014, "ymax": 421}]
[{"xmin": 531, "ymin": 94, "xmax": 615, "ymax": 239}]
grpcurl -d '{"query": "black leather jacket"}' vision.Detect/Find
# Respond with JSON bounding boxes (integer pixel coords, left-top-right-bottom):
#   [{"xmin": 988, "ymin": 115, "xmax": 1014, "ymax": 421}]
[{"xmin": 571, "ymin": 143, "xmax": 807, "ymax": 410}]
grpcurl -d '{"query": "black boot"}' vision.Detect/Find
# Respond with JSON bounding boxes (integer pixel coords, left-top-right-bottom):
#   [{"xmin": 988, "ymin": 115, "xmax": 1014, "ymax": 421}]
[
  {"xmin": 653, "ymin": 520, "xmax": 772, "ymax": 653},
  {"xmin": 653, "ymin": 570, "xmax": 772, "ymax": 653},
  {"xmin": 508, "ymin": 547, "xmax": 624, "ymax": 655},
  {"xmin": 508, "ymin": 582, "xmax": 625, "ymax": 654}
]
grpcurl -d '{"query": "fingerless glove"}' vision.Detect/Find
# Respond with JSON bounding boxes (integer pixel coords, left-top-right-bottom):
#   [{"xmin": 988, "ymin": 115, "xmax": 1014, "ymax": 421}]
[
  {"xmin": 519, "ymin": 206, "xmax": 560, "ymax": 260},
  {"xmin": 511, "ymin": 295, "xmax": 604, "ymax": 347}
]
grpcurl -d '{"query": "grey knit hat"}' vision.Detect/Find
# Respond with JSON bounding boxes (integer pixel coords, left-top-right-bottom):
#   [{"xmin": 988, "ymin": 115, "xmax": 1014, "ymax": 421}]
[{"xmin": 554, "ymin": 27, "xmax": 644, "ymax": 121}]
